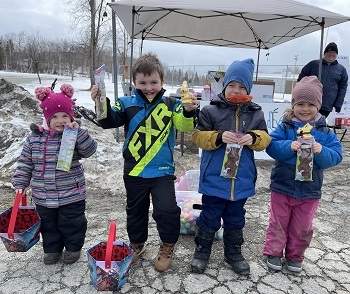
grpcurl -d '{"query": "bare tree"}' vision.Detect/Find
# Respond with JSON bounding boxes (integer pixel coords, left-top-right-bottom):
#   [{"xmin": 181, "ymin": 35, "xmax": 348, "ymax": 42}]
[
  {"xmin": 0, "ymin": 2, "xmax": 135, "ymax": 85},
  {"xmin": 65, "ymin": 42, "xmax": 81, "ymax": 81},
  {"xmin": 25, "ymin": 32, "xmax": 45, "ymax": 83},
  {"xmin": 12, "ymin": 32, "xmax": 27, "ymax": 72},
  {"xmin": 0, "ymin": 33, "xmax": 17, "ymax": 71},
  {"xmin": 5, "ymin": 39, "xmax": 14, "ymax": 70},
  {"xmin": 64, "ymin": 0, "xmax": 111, "ymax": 88},
  {"xmin": 114, "ymin": 18, "xmax": 132, "ymax": 83},
  {"xmin": 0, "ymin": 38, "xmax": 4, "ymax": 70}
]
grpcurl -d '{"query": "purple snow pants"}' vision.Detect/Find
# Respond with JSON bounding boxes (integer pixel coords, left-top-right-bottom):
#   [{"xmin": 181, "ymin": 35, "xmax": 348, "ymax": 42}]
[{"xmin": 263, "ymin": 191, "xmax": 319, "ymax": 262}]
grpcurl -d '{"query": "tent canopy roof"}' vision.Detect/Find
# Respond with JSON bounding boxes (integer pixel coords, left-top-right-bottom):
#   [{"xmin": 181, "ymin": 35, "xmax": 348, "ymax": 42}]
[{"xmin": 109, "ymin": 0, "xmax": 350, "ymax": 50}]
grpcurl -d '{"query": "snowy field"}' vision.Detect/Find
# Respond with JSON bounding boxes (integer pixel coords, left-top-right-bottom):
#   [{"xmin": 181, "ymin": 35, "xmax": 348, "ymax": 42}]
[
  {"xmin": 0, "ymin": 71, "xmax": 201, "ymax": 193},
  {"xmin": 0, "ymin": 70, "xmax": 194, "ymax": 111},
  {"xmin": 0, "ymin": 70, "xmax": 291, "ymax": 108}
]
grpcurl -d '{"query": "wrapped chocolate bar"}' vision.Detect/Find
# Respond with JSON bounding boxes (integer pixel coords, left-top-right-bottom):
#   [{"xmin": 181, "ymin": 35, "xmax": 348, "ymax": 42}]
[
  {"xmin": 295, "ymin": 123, "xmax": 314, "ymax": 181},
  {"xmin": 220, "ymin": 132, "xmax": 243, "ymax": 179}
]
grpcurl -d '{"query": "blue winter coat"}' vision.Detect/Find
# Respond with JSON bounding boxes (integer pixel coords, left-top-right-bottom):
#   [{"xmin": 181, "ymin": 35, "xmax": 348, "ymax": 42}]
[
  {"xmin": 266, "ymin": 116, "xmax": 342, "ymax": 200},
  {"xmin": 297, "ymin": 59, "xmax": 348, "ymax": 112},
  {"xmin": 192, "ymin": 94, "xmax": 271, "ymax": 201}
]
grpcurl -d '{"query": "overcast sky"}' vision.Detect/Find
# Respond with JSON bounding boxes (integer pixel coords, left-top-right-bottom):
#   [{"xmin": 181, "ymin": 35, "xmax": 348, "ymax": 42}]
[{"xmin": 1, "ymin": 0, "xmax": 350, "ymax": 71}]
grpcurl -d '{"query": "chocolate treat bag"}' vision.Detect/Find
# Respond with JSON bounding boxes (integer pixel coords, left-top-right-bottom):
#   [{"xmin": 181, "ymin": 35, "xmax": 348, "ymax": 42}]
[
  {"xmin": 93, "ymin": 64, "xmax": 107, "ymax": 121},
  {"xmin": 220, "ymin": 132, "xmax": 243, "ymax": 179},
  {"xmin": 295, "ymin": 123, "xmax": 314, "ymax": 181},
  {"xmin": 56, "ymin": 126, "xmax": 78, "ymax": 171}
]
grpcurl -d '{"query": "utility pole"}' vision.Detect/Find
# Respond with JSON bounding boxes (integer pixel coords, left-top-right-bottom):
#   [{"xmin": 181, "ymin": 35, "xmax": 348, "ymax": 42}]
[
  {"xmin": 291, "ymin": 55, "xmax": 298, "ymax": 90},
  {"xmin": 111, "ymin": 0, "xmax": 119, "ymax": 142}
]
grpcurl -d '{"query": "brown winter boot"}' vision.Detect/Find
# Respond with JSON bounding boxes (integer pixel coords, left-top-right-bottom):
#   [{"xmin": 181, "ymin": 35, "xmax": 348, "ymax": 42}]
[
  {"xmin": 154, "ymin": 242, "xmax": 175, "ymax": 272},
  {"xmin": 130, "ymin": 243, "xmax": 146, "ymax": 265}
]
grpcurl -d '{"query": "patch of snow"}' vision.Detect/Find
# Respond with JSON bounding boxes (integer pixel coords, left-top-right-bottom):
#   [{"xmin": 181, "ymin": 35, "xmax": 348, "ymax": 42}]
[{"xmin": 0, "ymin": 71, "xmax": 197, "ymax": 194}]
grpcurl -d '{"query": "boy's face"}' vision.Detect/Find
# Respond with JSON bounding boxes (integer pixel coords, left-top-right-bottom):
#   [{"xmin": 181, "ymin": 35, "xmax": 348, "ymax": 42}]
[
  {"xmin": 134, "ymin": 72, "xmax": 164, "ymax": 100},
  {"xmin": 49, "ymin": 112, "xmax": 72, "ymax": 132},
  {"xmin": 224, "ymin": 81, "xmax": 248, "ymax": 97},
  {"xmin": 293, "ymin": 102, "xmax": 318, "ymax": 122}
]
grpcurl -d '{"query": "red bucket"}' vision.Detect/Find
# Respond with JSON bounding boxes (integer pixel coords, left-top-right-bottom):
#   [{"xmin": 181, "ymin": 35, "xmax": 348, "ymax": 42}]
[
  {"xmin": 0, "ymin": 192, "xmax": 41, "ymax": 252},
  {"xmin": 87, "ymin": 222, "xmax": 134, "ymax": 291}
]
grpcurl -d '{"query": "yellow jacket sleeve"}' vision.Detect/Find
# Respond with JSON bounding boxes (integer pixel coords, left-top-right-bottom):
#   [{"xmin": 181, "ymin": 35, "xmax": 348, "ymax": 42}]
[
  {"xmin": 172, "ymin": 105, "xmax": 197, "ymax": 132},
  {"xmin": 248, "ymin": 130, "xmax": 271, "ymax": 151},
  {"xmin": 192, "ymin": 129, "xmax": 222, "ymax": 150}
]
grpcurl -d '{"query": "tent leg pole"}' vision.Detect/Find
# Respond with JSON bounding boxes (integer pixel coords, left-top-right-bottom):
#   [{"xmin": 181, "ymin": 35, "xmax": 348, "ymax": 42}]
[
  {"xmin": 129, "ymin": 6, "xmax": 136, "ymax": 96},
  {"xmin": 318, "ymin": 17, "xmax": 325, "ymax": 80},
  {"xmin": 111, "ymin": 0, "xmax": 119, "ymax": 142},
  {"xmin": 256, "ymin": 41, "xmax": 261, "ymax": 81}
]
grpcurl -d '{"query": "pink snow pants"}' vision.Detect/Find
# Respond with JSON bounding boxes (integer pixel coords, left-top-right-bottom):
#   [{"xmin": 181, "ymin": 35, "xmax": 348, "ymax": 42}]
[{"xmin": 263, "ymin": 191, "xmax": 319, "ymax": 262}]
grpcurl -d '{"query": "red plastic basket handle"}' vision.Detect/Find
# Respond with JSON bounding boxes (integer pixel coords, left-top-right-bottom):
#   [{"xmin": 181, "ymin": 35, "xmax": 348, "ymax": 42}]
[
  {"xmin": 21, "ymin": 193, "xmax": 27, "ymax": 206},
  {"xmin": 105, "ymin": 221, "xmax": 116, "ymax": 269},
  {"xmin": 8, "ymin": 192, "xmax": 27, "ymax": 240}
]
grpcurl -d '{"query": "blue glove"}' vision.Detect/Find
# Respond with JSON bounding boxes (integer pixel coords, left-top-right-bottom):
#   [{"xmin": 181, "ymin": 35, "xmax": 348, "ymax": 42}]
[{"xmin": 335, "ymin": 107, "xmax": 341, "ymax": 113}]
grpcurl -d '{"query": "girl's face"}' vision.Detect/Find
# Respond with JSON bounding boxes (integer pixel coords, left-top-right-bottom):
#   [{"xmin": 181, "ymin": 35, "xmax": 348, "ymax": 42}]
[
  {"xmin": 224, "ymin": 81, "xmax": 248, "ymax": 97},
  {"xmin": 134, "ymin": 71, "xmax": 164, "ymax": 100},
  {"xmin": 293, "ymin": 102, "xmax": 318, "ymax": 122},
  {"xmin": 49, "ymin": 112, "xmax": 72, "ymax": 132}
]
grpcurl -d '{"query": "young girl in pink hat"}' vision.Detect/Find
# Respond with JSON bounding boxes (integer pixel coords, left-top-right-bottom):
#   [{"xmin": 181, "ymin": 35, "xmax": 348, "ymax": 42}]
[
  {"xmin": 12, "ymin": 84, "xmax": 97, "ymax": 265},
  {"xmin": 263, "ymin": 76, "xmax": 342, "ymax": 272}
]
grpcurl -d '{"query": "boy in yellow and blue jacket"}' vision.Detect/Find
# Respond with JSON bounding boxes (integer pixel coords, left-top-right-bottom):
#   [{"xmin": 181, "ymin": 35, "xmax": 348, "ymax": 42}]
[{"xmin": 191, "ymin": 58, "xmax": 271, "ymax": 275}]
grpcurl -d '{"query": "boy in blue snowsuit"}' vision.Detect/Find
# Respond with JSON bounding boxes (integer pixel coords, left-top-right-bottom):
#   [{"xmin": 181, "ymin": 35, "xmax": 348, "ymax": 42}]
[{"xmin": 191, "ymin": 58, "xmax": 271, "ymax": 275}]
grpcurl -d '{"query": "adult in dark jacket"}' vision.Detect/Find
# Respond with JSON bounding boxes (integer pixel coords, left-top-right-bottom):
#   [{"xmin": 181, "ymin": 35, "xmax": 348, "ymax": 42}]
[{"xmin": 297, "ymin": 42, "xmax": 348, "ymax": 117}]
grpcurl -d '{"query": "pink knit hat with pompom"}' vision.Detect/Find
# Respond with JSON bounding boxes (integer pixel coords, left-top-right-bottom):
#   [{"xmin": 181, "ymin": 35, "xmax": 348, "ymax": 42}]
[{"xmin": 35, "ymin": 84, "xmax": 75, "ymax": 123}]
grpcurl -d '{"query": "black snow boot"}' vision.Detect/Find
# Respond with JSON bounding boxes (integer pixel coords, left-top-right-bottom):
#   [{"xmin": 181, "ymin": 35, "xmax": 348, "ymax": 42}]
[
  {"xmin": 223, "ymin": 228, "xmax": 250, "ymax": 275},
  {"xmin": 191, "ymin": 227, "xmax": 215, "ymax": 274}
]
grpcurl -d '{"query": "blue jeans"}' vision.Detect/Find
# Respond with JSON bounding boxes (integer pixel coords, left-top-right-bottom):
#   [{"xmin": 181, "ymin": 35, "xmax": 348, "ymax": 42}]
[{"xmin": 196, "ymin": 195, "xmax": 247, "ymax": 233}]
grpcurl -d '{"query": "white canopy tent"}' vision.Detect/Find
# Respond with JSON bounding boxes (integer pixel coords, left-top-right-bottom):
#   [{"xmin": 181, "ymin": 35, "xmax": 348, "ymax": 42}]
[{"xmin": 108, "ymin": 0, "xmax": 350, "ymax": 94}]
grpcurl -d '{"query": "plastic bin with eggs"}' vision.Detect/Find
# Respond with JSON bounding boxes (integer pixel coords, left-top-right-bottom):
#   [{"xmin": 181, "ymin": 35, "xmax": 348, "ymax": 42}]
[{"xmin": 175, "ymin": 170, "xmax": 223, "ymax": 238}]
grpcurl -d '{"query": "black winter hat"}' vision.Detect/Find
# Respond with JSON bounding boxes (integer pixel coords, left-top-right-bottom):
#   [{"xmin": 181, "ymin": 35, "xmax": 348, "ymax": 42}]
[{"xmin": 324, "ymin": 42, "xmax": 338, "ymax": 54}]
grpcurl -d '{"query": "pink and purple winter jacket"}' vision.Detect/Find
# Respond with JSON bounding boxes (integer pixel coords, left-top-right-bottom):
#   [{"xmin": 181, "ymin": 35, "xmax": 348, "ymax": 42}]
[{"xmin": 12, "ymin": 124, "xmax": 97, "ymax": 208}]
